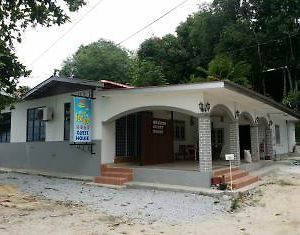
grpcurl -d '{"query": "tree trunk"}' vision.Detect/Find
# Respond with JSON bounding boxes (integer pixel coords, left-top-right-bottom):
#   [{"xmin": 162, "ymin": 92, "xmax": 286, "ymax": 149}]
[
  {"xmin": 287, "ymin": 66, "xmax": 293, "ymax": 91},
  {"xmin": 283, "ymin": 68, "xmax": 287, "ymax": 97},
  {"xmin": 295, "ymin": 71, "xmax": 298, "ymax": 91}
]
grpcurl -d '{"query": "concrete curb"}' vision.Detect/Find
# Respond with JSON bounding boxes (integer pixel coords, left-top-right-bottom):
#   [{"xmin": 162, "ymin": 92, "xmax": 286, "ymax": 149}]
[
  {"xmin": 0, "ymin": 167, "xmax": 94, "ymax": 182},
  {"xmin": 84, "ymin": 182, "xmax": 126, "ymax": 189},
  {"xmin": 125, "ymin": 181, "xmax": 239, "ymax": 198}
]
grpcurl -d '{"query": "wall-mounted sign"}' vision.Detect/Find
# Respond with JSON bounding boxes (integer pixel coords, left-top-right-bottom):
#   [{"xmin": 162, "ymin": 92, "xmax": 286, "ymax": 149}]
[
  {"xmin": 73, "ymin": 97, "xmax": 92, "ymax": 142},
  {"xmin": 152, "ymin": 119, "xmax": 167, "ymax": 135}
]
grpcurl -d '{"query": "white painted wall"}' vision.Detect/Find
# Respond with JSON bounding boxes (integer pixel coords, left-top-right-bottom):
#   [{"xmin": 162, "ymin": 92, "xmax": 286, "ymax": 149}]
[
  {"xmin": 272, "ymin": 118, "xmax": 289, "ymax": 154},
  {"xmin": 96, "ymin": 91, "xmax": 203, "ymax": 122},
  {"xmin": 3, "ymin": 84, "xmax": 296, "ymax": 161},
  {"xmin": 8, "ymin": 91, "xmax": 101, "ymax": 143},
  {"xmin": 287, "ymin": 122, "xmax": 296, "ymax": 152},
  {"xmin": 10, "ymin": 93, "xmax": 70, "ymax": 142},
  {"xmin": 101, "ymin": 121, "xmax": 115, "ymax": 164}
]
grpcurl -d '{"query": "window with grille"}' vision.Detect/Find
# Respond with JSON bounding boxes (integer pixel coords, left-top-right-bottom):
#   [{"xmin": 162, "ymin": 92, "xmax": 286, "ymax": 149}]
[
  {"xmin": 275, "ymin": 125, "xmax": 280, "ymax": 144},
  {"xmin": 212, "ymin": 128, "xmax": 224, "ymax": 145},
  {"xmin": 115, "ymin": 114, "xmax": 140, "ymax": 157},
  {"xmin": 27, "ymin": 108, "xmax": 45, "ymax": 142},
  {"xmin": 174, "ymin": 120, "xmax": 185, "ymax": 141},
  {"xmin": 64, "ymin": 103, "xmax": 71, "ymax": 140},
  {"xmin": 0, "ymin": 113, "xmax": 11, "ymax": 143}
]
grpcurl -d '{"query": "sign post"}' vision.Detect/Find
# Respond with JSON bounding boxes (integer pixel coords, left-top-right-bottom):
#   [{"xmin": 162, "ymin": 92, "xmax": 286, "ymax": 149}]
[{"xmin": 225, "ymin": 154, "xmax": 235, "ymax": 191}]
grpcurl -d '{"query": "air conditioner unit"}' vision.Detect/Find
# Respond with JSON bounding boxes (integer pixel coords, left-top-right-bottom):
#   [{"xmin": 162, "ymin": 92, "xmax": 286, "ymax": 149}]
[{"xmin": 42, "ymin": 107, "xmax": 54, "ymax": 121}]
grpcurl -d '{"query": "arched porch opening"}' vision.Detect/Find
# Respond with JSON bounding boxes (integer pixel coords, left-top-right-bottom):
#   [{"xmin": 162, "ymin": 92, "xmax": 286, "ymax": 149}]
[
  {"xmin": 102, "ymin": 107, "xmax": 199, "ymax": 168},
  {"xmin": 209, "ymin": 104, "xmax": 235, "ymax": 166},
  {"xmin": 238, "ymin": 112, "xmax": 254, "ymax": 160}
]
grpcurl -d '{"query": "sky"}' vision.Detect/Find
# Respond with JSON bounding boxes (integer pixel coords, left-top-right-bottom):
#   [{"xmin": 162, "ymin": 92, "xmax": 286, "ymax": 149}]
[{"xmin": 16, "ymin": 0, "xmax": 209, "ymax": 88}]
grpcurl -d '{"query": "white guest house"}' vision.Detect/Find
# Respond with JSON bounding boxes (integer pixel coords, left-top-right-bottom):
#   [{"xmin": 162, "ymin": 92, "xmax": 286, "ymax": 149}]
[{"xmin": 0, "ymin": 76, "xmax": 298, "ymax": 189}]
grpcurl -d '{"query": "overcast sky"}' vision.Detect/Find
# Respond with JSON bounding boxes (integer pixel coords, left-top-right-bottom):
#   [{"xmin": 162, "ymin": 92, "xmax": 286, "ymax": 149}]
[{"xmin": 16, "ymin": 0, "xmax": 209, "ymax": 88}]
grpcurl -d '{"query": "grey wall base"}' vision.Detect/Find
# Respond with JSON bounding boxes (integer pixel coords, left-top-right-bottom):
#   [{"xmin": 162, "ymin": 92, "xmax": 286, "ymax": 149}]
[
  {"xmin": 0, "ymin": 141, "xmax": 101, "ymax": 176},
  {"xmin": 133, "ymin": 168, "xmax": 212, "ymax": 188}
]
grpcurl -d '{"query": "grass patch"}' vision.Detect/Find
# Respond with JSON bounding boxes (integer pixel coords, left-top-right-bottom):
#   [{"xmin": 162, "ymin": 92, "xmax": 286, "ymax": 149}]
[{"xmin": 230, "ymin": 193, "xmax": 243, "ymax": 211}]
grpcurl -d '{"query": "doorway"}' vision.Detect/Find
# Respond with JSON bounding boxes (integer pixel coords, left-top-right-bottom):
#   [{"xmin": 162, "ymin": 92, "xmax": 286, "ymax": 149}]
[{"xmin": 239, "ymin": 125, "xmax": 251, "ymax": 159}]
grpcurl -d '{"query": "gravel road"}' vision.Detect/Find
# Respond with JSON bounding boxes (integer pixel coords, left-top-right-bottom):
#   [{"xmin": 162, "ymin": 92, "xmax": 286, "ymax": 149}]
[{"xmin": 0, "ymin": 172, "xmax": 230, "ymax": 224}]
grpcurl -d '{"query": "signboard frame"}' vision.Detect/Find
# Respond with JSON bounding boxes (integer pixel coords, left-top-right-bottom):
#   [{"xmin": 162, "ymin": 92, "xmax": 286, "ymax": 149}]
[{"xmin": 69, "ymin": 89, "xmax": 96, "ymax": 155}]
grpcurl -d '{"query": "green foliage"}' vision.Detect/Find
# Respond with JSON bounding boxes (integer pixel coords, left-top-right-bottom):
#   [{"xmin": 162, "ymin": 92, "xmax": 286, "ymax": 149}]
[
  {"xmin": 14, "ymin": 86, "xmax": 31, "ymax": 100},
  {"xmin": 130, "ymin": 59, "xmax": 166, "ymax": 87},
  {"xmin": 136, "ymin": 0, "xmax": 300, "ymax": 103},
  {"xmin": 137, "ymin": 34, "xmax": 188, "ymax": 84},
  {"xmin": 60, "ymin": 39, "xmax": 132, "ymax": 84},
  {"xmin": 192, "ymin": 55, "xmax": 251, "ymax": 86},
  {"xmin": 282, "ymin": 91, "xmax": 300, "ymax": 110},
  {"xmin": 0, "ymin": 0, "xmax": 85, "ymax": 109}
]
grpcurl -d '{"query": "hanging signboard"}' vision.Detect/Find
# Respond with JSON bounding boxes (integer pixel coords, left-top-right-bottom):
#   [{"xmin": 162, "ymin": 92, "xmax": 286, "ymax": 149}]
[{"xmin": 73, "ymin": 97, "xmax": 92, "ymax": 142}]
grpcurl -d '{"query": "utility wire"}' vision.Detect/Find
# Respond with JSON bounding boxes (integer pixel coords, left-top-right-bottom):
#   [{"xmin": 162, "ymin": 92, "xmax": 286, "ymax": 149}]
[
  {"xmin": 29, "ymin": 0, "xmax": 105, "ymax": 66},
  {"xmin": 117, "ymin": 0, "xmax": 190, "ymax": 45}
]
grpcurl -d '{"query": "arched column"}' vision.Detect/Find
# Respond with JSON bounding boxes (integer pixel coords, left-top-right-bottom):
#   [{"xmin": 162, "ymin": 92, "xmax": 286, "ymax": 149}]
[
  {"xmin": 198, "ymin": 112, "xmax": 212, "ymax": 172},
  {"xmin": 265, "ymin": 126, "xmax": 274, "ymax": 160},
  {"xmin": 250, "ymin": 123, "xmax": 259, "ymax": 161},
  {"xmin": 229, "ymin": 120, "xmax": 240, "ymax": 166},
  {"xmin": 257, "ymin": 117, "xmax": 269, "ymax": 160}
]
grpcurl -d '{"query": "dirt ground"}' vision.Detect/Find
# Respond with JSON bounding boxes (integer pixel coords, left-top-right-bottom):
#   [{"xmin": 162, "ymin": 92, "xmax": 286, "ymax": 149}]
[{"xmin": 1, "ymin": 163, "xmax": 300, "ymax": 235}]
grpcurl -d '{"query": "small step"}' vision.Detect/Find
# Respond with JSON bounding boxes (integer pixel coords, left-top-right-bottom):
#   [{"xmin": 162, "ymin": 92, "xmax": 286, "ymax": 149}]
[
  {"xmin": 231, "ymin": 175, "xmax": 259, "ymax": 189},
  {"xmin": 213, "ymin": 167, "xmax": 239, "ymax": 177},
  {"xmin": 101, "ymin": 165, "xmax": 133, "ymax": 174},
  {"xmin": 102, "ymin": 172, "xmax": 133, "ymax": 181},
  {"xmin": 223, "ymin": 170, "xmax": 249, "ymax": 183},
  {"xmin": 94, "ymin": 176, "xmax": 128, "ymax": 185}
]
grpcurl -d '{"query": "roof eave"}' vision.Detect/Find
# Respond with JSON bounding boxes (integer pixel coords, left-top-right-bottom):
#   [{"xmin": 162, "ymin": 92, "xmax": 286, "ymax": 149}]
[{"xmin": 223, "ymin": 80, "xmax": 300, "ymax": 120}]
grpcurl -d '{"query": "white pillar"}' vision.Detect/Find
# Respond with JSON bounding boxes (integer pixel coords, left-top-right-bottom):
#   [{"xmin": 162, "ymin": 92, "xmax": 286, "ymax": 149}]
[
  {"xmin": 198, "ymin": 113, "xmax": 212, "ymax": 172},
  {"xmin": 229, "ymin": 121, "xmax": 240, "ymax": 167},
  {"xmin": 250, "ymin": 124, "xmax": 259, "ymax": 161}
]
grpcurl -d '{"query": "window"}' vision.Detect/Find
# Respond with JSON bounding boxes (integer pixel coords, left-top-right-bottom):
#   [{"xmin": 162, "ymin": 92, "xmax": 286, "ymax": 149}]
[
  {"xmin": 27, "ymin": 108, "xmax": 45, "ymax": 142},
  {"xmin": 0, "ymin": 113, "xmax": 11, "ymax": 143},
  {"xmin": 212, "ymin": 128, "xmax": 224, "ymax": 145},
  {"xmin": 275, "ymin": 125, "xmax": 280, "ymax": 144},
  {"xmin": 174, "ymin": 120, "xmax": 185, "ymax": 141},
  {"xmin": 115, "ymin": 114, "xmax": 141, "ymax": 157},
  {"xmin": 64, "ymin": 103, "xmax": 71, "ymax": 140}
]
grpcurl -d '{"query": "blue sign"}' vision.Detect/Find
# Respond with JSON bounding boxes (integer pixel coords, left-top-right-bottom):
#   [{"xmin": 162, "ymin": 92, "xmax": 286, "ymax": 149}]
[{"xmin": 73, "ymin": 97, "xmax": 92, "ymax": 142}]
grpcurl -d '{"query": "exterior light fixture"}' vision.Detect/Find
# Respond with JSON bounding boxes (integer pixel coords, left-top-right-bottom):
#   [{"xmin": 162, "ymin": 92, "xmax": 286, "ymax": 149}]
[
  {"xmin": 268, "ymin": 120, "xmax": 273, "ymax": 126},
  {"xmin": 206, "ymin": 102, "xmax": 211, "ymax": 112},
  {"xmin": 255, "ymin": 116, "xmax": 259, "ymax": 124},
  {"xmin": 199, "ymin": 102, "xmax": 211, "ymax": 112},
  {"xmin": 199, "ymin": 102, "xmax": 204, "ymax": 112},
  {"xmin": 235, "ymin": 110, "xmax": 240, "ymax": 119}
]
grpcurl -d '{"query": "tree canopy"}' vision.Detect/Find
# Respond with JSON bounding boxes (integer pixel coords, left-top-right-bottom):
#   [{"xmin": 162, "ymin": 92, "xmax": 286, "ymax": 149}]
[
  {"xmin": 135, "ymin": 0, "xmax": 300, "ymax": 107},
  {"xmin": 60, "ymin": 39, "xmax": 132, "ymax": 84},
  {"xmin": 0, "ymin": 0, "xmax": 86, "ymax": 107}
]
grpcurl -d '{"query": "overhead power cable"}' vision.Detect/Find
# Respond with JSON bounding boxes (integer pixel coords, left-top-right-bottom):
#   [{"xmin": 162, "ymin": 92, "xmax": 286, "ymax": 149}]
[
  {"xmin": 117, "ymin": 0, "xmax": 190, "ymax": 45},
  {"xmin": 29, "ymin": 0, "xmax": 105, "ymax": 66}
]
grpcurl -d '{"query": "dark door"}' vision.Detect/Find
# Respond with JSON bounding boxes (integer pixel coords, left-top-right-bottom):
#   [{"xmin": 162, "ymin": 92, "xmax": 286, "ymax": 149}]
[
  {"xmin": 140, "ymin": 113, "xmax": 173, "ymax": 165},
  {"xmin": 239, "ymin": 125, "xmax": 251, "ymax": 159}
]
